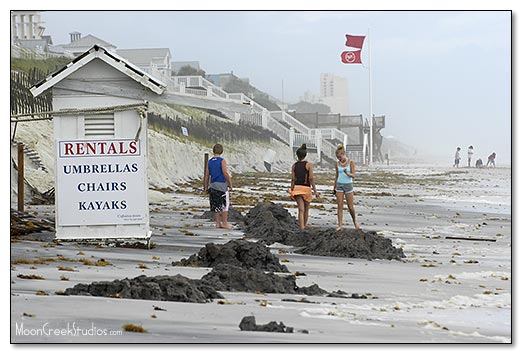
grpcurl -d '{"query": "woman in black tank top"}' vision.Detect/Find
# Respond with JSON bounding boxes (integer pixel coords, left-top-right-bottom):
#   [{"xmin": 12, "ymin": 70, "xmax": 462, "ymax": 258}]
[
  {"xmin": 294, "ymin": 160, "xmax": 310, "ymax": 186},
  {"xmin": 288, "ymin": 144, "xmax": 319, "ymax": 230}
]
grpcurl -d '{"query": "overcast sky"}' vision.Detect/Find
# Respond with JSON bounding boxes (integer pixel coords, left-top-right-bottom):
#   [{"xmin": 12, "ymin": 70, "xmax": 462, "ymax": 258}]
[{"xmin": 35, "ymin": 10, "xmax": 512, "ymax": 162}]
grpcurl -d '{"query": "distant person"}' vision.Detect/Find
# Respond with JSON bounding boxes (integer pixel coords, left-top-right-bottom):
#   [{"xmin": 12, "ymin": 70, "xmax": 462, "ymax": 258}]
[
  {"xmin": 204, "ymin": 143, "xmax": 234, "ymax": 229},
  {"xmin": 486, "ymin": 152, "xmax": 496, "ymax": 168},
  {"xmin": 385, "ymin": 153, "xmax": 389, "ymax": 166},
  {"xmin": 333, "ymin": 144, "xmax": 360, "ymax": 231},
  {"xmin": 475, "ymin": 158, "xmax": 484, "ymax": 168},
  {"xmin": 288, "ymin": 144, "xmax": 320, "ymax": 230},
  {"xmin": 453, "ymin": 147, "xmax": 461, "ymax": 168},
  {"xmin": 467, "ymin": 145, "xmax": 474, "ymax": 167}
]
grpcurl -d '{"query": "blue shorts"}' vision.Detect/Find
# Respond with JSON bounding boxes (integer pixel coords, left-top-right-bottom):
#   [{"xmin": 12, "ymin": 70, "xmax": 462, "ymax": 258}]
[{"xmin": 335, "ymin": 183, "xmax": 353, "ymax": 194}]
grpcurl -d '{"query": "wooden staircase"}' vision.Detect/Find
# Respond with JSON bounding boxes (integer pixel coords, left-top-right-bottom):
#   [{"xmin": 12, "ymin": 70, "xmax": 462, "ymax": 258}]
[{"xmin": 11, "ymin": 140, "xmax": 48, "ymax": 172}]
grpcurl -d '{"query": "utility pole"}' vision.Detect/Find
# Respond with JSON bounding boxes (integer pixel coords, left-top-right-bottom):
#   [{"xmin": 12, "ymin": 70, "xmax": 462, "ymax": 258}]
[
  {"xmin": 18, "ymin": 143, "xmax": 24, "ymax": 212},
  {"xmin": 203, "ymin": 153, "xmax": 209, "ymax": 190},
  {"xmin": 281, "ymin": 79, "xmax": 285, "ymax": 112},
  {"xmin": 368, "ymin": 27, "xmax": 373, "ymax": 165}
]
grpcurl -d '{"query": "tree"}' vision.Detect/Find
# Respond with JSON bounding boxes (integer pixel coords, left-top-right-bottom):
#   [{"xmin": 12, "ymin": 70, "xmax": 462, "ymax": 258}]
[
  {"xmin": 288, "ymin": 101, "xmax": 331, "ymax": 114},
  {"xmin": 223, "ymin": 76, "xmax": 281, "ymax": 111},
  {"xmin": 222, "ymin": 76, "xmax": 250, "ymax": 94},
  {"xmin": 176, "ymin": 65, "xmax": 206, "ymax": 77}
]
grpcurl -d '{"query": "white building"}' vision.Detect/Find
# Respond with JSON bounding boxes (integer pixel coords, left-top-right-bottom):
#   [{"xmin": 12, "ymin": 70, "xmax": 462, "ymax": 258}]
[
  {"xmin": 29, "ymin": 45, "xmax": 166, "ymax": 242},
  {"xmin": 299, "ymin": 90, "xmax": 319, "ymax": 104},
  {"xmin": 11, "ymin": 10, "xmax": 57, "ymax": 54},
  {"xmin": 319, "ymin": 73, "xmax": 349, "ymax": 115},
  {"xmin": 60, "ymin": 33, "xmax": 117, "ymax": 57},
  {"xmin": 11, "ymin": 11, "xmax": 46, "ymax": 43},
  {"xmin": 117, "ymin": 48, "xmax": 172, "ymax": 76}
]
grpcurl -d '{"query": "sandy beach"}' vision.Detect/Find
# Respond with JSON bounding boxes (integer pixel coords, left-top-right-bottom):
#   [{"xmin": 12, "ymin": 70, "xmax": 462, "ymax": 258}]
[{"xmin": 10, "ymin": 164, "xmax": 511, "ymax": 343}]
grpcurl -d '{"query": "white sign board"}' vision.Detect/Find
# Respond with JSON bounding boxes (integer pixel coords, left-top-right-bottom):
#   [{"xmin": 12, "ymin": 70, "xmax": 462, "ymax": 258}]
[
  {"xmin": 263, "ymin": 149, "xmax": 276, "ymax": 164},
  {"xmin": 56, "ymin": 138, "xmax": 147, "ymax": 226}
]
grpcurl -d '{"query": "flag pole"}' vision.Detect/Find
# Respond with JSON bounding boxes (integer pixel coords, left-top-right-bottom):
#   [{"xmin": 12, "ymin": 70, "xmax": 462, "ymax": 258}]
[
  {"xmin": 281, "ymin": 79, "xmax": 285, "ymax": 111},
  {"xmin": 368, "ymin": 27, "xmax": 373, "ymax": 165}
]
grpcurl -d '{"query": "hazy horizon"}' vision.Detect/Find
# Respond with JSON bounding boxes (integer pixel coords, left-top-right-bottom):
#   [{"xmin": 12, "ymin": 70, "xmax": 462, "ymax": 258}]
[{"xmin": 35, "ymin": 10, "xmax": 512, "ymax": 163}]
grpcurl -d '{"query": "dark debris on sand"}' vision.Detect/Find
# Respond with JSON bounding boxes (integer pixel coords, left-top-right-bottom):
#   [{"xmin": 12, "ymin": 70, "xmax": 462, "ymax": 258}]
[
  {"xmin": 64, "ymin": 262, "xmax": 328, "ymax": 303},
  {"xmin": 193, "ymin": 206, "xmax": 244, "ymax": 223},
  {"xmin": 244, "ymin": 203, "xmax": 405, "ymax": 260},
  {"xmin": 298, "ymin": 228, "xmax": 405, "ymax": 260},
  {"xmin": 239, "ymin": 315, "xmax": 294, "ymax": 333},
  {"xmin": 64, "ymin": 202, "xmax": 401, "ymax": 304},
  {"xmin": 64, "ymin": 274, "xmax": 223, "ymax": 303},
  {"xmin": 199, "ymin": 264, "xmax": 327, "ymax": 295},
  {"xmin": 243, "ymin": 203, "xmax": 302, "ymax": 245},
  {"xmin": 10, "ymin": 209, "xmax": 54, "ymax": 237},
  {"xmin": 172, "ymin": 239, "xmax": 289, "ymax": 272}
]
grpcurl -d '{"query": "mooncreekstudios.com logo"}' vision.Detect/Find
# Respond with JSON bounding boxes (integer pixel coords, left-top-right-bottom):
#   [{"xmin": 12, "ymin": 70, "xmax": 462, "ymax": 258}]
[{"xmin": 15, "ymin": 322, "xmax": 123, "ymax": 337}]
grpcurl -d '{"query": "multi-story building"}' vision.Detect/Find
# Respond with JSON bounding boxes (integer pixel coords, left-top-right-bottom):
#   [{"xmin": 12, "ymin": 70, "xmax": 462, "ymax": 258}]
[
  {"xmin": 11, "ymin": 11, "xmax": 54, "ymax": 52},
  {"xmin": 117, "ymin": 48, "xmax": 172, "ymax": 77},
  {"xmin": 319, "ymin": 73, "xmax": 349, "ymax": 115},
  {"xmin": 299, "ymin": 90, "xmax": 319, "ymax": 104},
  {"xmin": 11, "ymin": 11, "xmax": 46, "ymax": 43}
]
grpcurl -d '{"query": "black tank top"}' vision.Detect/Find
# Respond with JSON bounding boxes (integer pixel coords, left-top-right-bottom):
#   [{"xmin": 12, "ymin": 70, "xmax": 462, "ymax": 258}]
[{"xmin": 294, "ymin": 161, "xmax": 310, "ymax": 186}]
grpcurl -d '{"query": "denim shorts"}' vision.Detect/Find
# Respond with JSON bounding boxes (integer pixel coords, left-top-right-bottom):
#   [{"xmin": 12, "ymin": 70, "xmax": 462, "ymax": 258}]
[{"xmin": 335, "ymin": 183, "xmax": 353, "ymax": 194}]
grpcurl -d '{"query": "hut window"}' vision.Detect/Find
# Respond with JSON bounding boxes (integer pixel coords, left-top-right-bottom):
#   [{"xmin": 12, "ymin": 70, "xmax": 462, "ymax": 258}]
[{"xmin": 84, "ymin": 113, "xmax": 115, "ymax": 137}]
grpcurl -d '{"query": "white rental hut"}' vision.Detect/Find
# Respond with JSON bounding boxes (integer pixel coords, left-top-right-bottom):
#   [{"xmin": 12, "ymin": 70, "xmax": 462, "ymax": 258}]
[{"xmin": 30, "ymin": 45, "xmax": 166, "ymax": 243}]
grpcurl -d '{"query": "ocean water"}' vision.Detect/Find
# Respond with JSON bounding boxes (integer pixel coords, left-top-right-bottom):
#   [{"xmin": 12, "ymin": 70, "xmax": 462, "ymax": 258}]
[{"xmin": 397, "ymin": 166, "xmax": 511, "ymax": 215}]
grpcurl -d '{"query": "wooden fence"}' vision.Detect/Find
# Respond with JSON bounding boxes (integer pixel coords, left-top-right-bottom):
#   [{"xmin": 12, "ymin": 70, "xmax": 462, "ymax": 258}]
[{"xmin": 11, "ymin": 68, "xmax": 52, "ymax": 117}]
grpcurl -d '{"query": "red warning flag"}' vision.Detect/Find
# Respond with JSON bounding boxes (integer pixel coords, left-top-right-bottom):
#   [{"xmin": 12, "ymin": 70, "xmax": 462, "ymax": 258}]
[
  {"xmin": 345, "ymin": 34, "xmax": 366, "ymax": 49},
  {"xmin": 340, "ymin": 50, "xmax": 362, "ymax": 64}
]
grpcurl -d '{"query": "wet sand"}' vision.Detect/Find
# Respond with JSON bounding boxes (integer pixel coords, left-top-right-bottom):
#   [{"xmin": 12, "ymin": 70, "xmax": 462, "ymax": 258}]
[{"xmin": 10, "ymin": 165, "xmax": 511, "ymax": 343}]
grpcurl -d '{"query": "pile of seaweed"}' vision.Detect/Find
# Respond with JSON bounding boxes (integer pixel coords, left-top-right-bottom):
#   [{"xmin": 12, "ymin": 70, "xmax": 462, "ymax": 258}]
[
  {"xmin": 239, "ymin": 316, "xmax": 301, "ymax": 333},
  {"xmin": 65, "ymin": 240, "xmax": 336, "ymax": 303},
  {"xmin": 64, "ymin": 202, "xmax": 404, "ymax": 304},
  {"xmin": 243, "ymin": 203, "xmax": 302, "ymax": 245},
  {"xmin": 243, "ymin": 202, "xmax": 405, "ymax": 260},
  {"xmin": 193, "ymin": 206, "xmax": 244, "ymax": 223},
  {"xmin": 10, "ymin": 209, "xmax": 53, "ymax": 237},
  {"xmin": 172, "ymin": 239, "xmax": 288, "ymax": 272},
  {"xmin": 64, "ymin": 274, "xmax": 222, "ymax": 303}
]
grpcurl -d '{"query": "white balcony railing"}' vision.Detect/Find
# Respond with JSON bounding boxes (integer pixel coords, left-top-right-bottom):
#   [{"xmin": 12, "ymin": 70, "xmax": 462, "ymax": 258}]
[
  {"xmin": 266, "ymin": 115, "xmax": 290, "ymax": 142},
  {"xmin": 166, "ymin": 74, "xmax": 358, "ymax": 161},
  {"xmin": 185, "ymin": 87, "xmax": 208, "ymax": 96},
  {"xmin": 271, "ymin": 111, "xmax": 311, "ymax": 135}
]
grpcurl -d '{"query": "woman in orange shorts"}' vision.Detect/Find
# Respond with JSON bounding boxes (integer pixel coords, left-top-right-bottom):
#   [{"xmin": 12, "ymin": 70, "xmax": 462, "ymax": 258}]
[{"xmin": 288, "ymin": 144, "xmax": 320, "ymax": 230}]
